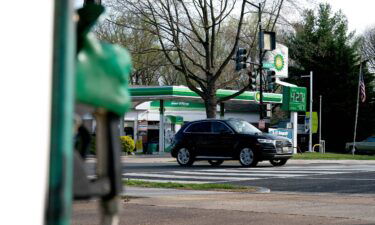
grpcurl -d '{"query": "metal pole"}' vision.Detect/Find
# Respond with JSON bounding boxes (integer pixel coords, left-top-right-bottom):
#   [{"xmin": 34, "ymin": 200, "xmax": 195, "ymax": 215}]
[
  {"xmin": 84, "ymin": 0, "xmax": 102, "ymax": 5},
  {"xmin": 309, "ymin": 71, "xmax": 313, "ymax": 152},
  {"xmin": 220, "ymin": 102, "xmax": 225, "ymax": 119},
  {"xmin": 291, "ymin": 111, "xmax": 298, "ymax": 154},
  {"xmin": 46, "ymin": 0, "xmax": 75, "ymax": 224},
  {"xmin": 258, "ymin": 3, "xmax": 263, "ymax": 120},
  {"xmin": 119, "ymin": 114, "xmax": 124, "ymax": 136},
  {"xmin": 352, "ymin": 61, "xmax": 363, "ymax": 155},
  {"xmin": 319, "ymin": 95, "xmax": 322, "ymax": 151},
  {"xmin": 159, "ymin": 100, "xmax": 165, "ymax": 153}
]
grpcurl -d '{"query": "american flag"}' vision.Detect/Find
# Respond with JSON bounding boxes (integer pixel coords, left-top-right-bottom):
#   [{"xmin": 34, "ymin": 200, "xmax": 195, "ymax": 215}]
[{"xmin": 359, "ymin": 71, "xmax": 366, "ymax": 103}]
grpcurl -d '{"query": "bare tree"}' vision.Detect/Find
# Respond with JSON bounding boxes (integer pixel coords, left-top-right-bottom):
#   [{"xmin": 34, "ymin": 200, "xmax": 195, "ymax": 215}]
[
  {"xmin": 105, "ymin": 0, "xmax": 287, "ymax": 118},
  {"xmin": 362, "ymin": 25, "xmax": 375, "ymax": 72},
  {"xmin": 95, "ymin": 13, "xmax": 183, "ymax": 85},
  {"xmin": 100, "ymin": 0, "xmax": 297, "ymax": 118}
]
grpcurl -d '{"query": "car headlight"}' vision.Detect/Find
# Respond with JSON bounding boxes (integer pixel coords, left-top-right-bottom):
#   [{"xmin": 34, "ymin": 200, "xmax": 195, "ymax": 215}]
[{"xmin": 257, "ymin": 139, "xmax": 276, "ymax": 145}]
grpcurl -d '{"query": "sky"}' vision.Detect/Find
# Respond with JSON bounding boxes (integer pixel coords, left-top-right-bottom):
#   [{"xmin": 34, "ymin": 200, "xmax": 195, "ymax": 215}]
[
  {"xmin": 322, "ymin": 0, "xmax": 375, "ymax": 34},
  {"xmin": 74, "ymin": 0, "xmax": 374, "ymax": 34}
]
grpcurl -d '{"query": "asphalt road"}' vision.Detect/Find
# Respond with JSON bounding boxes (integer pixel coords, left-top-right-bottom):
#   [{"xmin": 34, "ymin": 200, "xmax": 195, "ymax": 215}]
[
  {"xmin": 119, "ymin": 158, "xmax": 375, "ymax": 194},
  {"xmin": 74, "ymin": 157, "xmax": 375, "ymax": 225}
]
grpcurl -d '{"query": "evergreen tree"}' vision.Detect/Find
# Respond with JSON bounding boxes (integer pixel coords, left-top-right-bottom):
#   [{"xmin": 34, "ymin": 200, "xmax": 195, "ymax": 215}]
[{"xmin": 286, "ymin": 3, "xmax": 375, "ymax": 150}]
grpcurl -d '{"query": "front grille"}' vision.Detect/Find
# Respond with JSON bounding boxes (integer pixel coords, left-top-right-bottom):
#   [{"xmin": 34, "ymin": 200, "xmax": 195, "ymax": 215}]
[
  {"xmin": 276, "ymin": 140, "xmax": 292, "ymax": 153},
  {"xmin": 276, "ymin": 140, "xmax": 283, "ymax": 148}
]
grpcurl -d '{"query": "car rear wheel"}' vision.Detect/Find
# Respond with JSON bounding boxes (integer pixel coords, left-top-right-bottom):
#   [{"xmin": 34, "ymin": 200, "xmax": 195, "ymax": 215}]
[
  {"xmin": 239, "ymin": 147, "xmax": 258, "ymax": 167},
  {"xmin": 269, "ymin": 159, "xmax": 288, "ymax": 166},
  {"xmin": 176, "ymin": 148, "xmax": 194, "ymax": 166},
  {"xmin": 208, "ymin": 159, "xmax": 224, "ymax": 167}
]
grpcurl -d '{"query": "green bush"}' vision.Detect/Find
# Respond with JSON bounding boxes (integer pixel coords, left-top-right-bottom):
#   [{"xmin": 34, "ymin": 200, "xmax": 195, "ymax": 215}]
[
  {"xmin": 120, "ymin": 136, "xmax": 135, "ymax": 154},
  {"xmin": 88, "ymin": 135, "xmax": 135, "ymax": 155}
]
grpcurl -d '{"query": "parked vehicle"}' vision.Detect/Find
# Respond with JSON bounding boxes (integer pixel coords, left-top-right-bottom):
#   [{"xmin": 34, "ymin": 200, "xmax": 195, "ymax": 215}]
[
  {"xmin": 345, "ymin": 136, "xmax": 375, "ymax": 154},
  {"xmin": 170, "ymin": 118, "xmax": 293, "ymax": 167}
]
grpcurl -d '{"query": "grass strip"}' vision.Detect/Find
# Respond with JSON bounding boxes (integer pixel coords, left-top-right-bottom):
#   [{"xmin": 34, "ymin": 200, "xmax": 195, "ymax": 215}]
[
  {"xmin": 124, "ymin": 179, "xmax": 257, "ymax": 192},
  {"xmin": 292, "ymin": 152, "xmax": 375, "ymax": 160}
]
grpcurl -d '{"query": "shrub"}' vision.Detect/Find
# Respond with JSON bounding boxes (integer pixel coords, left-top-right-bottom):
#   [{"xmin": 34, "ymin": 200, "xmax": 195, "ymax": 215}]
[
  {"xmin": 120, "ymin": 136, "xmax": 135, "ymax": 154},
  {"xmin": 88, "ymin": 135, "xmax": 135, "ymax": 155}
]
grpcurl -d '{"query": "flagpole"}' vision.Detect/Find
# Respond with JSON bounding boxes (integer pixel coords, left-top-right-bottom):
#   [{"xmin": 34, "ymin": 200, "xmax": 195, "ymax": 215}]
[{"xmin": 352, "ymin": 60, "xmax": 363, "ymax": 156}]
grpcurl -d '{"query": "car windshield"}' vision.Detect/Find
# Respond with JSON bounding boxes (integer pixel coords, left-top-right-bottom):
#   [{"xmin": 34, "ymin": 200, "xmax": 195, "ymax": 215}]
[{"xmin": 227, "ymin": 119, "xmax": 261, "ymax": 134}]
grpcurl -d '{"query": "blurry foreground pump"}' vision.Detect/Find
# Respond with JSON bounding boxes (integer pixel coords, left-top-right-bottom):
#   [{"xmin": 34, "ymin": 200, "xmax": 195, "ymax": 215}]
[
  {"xmin": 73, "ymin": 3, "xmax": 132, "ymax": 225},
  {"xmin": 76, "ymin": 5, "xmax": 131, "ymax": 113}
]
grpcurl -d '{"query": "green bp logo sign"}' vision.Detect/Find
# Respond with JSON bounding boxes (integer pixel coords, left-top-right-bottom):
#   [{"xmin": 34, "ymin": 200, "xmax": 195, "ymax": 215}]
[
  {"xmin": 263, "ymin": 43, "xmax": 288, "ymax": 78},
  {"xmin": 274, "ymin": 54, "xmax": 284, "ymax": 71}
]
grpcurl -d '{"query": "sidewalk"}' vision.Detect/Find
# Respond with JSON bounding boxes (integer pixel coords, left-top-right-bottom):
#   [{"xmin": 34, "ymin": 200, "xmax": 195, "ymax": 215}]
[
  {"xmin": 124, "ymin": 190, "xmax": 375, "ymax": 224},
  {"xmin": 73, "ymin": 187, "xmax": 375, "ymax": 225}
]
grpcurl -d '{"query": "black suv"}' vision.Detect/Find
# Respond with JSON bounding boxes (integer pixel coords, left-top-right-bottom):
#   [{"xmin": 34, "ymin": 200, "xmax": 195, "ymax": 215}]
[{"xmin": 170, "ymin": 119, "xmax": 293, "ymax": 167}]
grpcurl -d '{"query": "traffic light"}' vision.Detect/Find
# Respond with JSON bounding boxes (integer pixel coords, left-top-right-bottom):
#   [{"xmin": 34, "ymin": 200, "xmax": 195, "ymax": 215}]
[
  {"xmin": 267, "ymin": 70, "xmax": 276, "ymax": 91},
  {"xmin": 259, "ymin": 31, "xmax": 276, "ymax": 51},
  {"xmin": 248, "ymin": 70, "xmax": 257, "ymax": 90},
  {"xmin": 235, "ymin": 48, "xmax": 247, "ymax": 71}
]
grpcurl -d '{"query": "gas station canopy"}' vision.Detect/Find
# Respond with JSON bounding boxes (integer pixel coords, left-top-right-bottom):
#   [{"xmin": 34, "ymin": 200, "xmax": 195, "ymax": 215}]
[{"xmin": 130, "ymin": 86, "xmax": 282, "ymax": 105}]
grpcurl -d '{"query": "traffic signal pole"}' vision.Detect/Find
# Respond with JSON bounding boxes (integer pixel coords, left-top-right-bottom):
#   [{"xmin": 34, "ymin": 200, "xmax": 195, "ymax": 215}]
[
  {"xmin": 258, "ymin": 3, "xmax": 264, "ymax": 120},
  {"xmin": 243, "ymin": 2, "xmax": 276, "ymax": 124}
]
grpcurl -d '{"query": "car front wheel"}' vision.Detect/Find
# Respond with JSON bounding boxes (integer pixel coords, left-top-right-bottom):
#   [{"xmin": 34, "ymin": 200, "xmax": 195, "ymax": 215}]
[
  {"xmin": 208, "ymin": 159, "xmax": 224, "ymax": 166},
  {"xmin": 239, "ymin": 147, "xmax": 258, "ymax": 167},
  {"xmin": 176, "ymin": 148, "xmax": 194, "ymax": 166},
  {"xmin": 269, "ymin": 159, "xmax": 288, "ymax": 166}
]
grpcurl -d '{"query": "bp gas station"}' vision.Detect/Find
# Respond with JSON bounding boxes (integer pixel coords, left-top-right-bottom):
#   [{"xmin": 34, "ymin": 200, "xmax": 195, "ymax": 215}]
[
  {"xmin": 125, "ymin": 83, "xmax": 306, "ymax": 154},
  {"xmin": 120, "ymin": 43, "xmax": 308, "ymax": 155},
  {"xmin": 76, "ymin": 43, "xmax": 308, "ymax": 154}
]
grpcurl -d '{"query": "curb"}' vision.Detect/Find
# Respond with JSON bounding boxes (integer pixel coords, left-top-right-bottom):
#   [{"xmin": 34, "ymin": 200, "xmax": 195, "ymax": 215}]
[{"xmin": 122, "ymin": 185, "xmax": 271, "ymax": 198}]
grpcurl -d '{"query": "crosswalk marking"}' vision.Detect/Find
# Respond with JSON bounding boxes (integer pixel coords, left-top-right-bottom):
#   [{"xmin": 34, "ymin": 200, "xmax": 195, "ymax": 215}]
[
  {"xmin": 172, "ymin": 171, "xmax": 307, "ymax": 177},
  {"xmin": 125, "ymin": 178, "xmax": 212, "ymax": 184},
  {"xmin": 124, "ymin": 172, "xmax": 261, "ymax": 181},
  {"xmin": 195, "ymin": 169, "xmax": 348, "ymax": 174},
  {"xmin": 123, "ymin": 164, "xmax": 375, "ymax": 184}
]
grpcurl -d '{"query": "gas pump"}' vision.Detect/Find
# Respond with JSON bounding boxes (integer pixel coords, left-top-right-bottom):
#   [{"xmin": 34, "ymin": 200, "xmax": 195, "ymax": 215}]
[
  {"xmin": 47, "ymin": 3, "xmax": 132, "ymax": 225},
  {"xmin": 73, "ymin": 3, "xmax": 132, "ymax": 225}
]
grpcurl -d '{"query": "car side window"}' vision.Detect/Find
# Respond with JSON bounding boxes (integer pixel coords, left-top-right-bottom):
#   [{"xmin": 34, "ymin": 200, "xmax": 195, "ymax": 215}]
[
  {"xmin": 185, "ymin": 122, "xmax": 211, "ymax": 133},
  {"xmin": 212, "ymin": 122, "xmax": 231, "ymax": 133}
]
